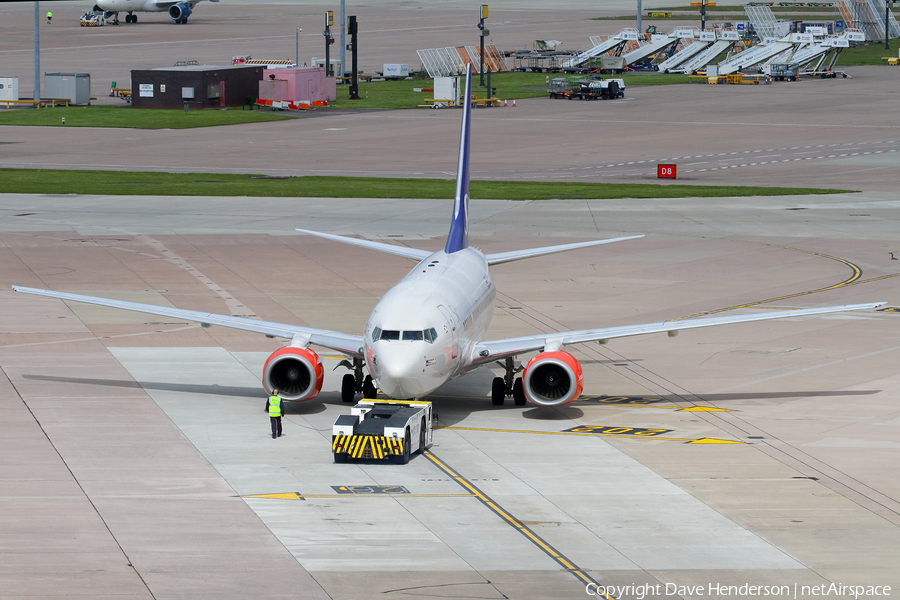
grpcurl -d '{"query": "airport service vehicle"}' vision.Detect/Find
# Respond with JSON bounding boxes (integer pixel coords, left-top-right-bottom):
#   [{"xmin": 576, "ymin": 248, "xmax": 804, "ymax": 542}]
[
  {"xmin": 12, "ymin": 66, "xmax": 883, "ymax": 411},
  {"xmin": 91, "ymin": 0, "xmax": 218, "ymax": 24},
  {"xmin": 80, "ymin": 12, "xmax": 108, "ymax": 26},
  {"xmin": 332, "ymin": 400, "xmax": 433, "ymax": 464},
  {"xmin": 548, "ymin": 77, "xmax": 625, "ymax": 100},
  {"xmin": 769, "ymin": 62, "xmax": 801, "ymax": 81}
]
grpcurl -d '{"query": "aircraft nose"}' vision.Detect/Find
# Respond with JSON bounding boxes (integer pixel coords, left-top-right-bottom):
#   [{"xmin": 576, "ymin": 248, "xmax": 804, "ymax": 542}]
[{"xmin": 376, "ymin": 345, "xmax": 423, "ymax": 398}]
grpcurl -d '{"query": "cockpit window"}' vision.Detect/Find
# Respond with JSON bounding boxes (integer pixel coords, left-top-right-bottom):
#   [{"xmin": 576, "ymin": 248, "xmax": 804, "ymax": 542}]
[{"xmin": 372, "ymin": 328, "xmax": 437, "ymax": 342}]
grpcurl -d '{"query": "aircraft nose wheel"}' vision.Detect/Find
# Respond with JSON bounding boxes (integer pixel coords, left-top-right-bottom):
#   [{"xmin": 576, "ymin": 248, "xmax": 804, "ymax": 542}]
[{"xmin": 362, "ymin": 375, "xmax": 377, "ymax": 399}]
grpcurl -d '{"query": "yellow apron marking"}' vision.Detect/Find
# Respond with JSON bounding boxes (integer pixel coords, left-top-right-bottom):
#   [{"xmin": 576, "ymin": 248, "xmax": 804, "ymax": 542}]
[
  {"xmin": 677, "ymin": 406, "xmax": 733, "ymax": 412},
  {"xmin": 424, "ymin": 451, "xmax": 614, "ymax": 598},
  {"xmin": 438, "ymin": 426, "xmax": 744, "ymax": 445},
  {"xmin": 244, "ymin": 493, "xmax": 475, "ymax": 499}
]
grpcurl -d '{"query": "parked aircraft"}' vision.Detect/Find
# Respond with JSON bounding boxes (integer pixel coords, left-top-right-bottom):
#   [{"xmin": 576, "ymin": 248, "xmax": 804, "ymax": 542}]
[
  {"xmin": 12, "ymin": 67, "xmax": 882, "ymax": 408},
  {"xmin": 92, "ymin": 0, "xmax": 218, "ymax": 24}
]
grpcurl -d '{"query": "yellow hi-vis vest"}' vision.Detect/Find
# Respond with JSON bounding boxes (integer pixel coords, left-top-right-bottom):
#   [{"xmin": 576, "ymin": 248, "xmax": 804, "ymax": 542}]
[{"xmin": 268, "ymin": 395, "xmax": 281, "ymax": 417}]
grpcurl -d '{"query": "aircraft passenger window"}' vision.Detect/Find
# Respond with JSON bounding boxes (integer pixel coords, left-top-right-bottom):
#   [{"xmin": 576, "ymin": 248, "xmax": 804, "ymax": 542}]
[
  {"xmin": 372, "ymin": 327, "xmax": 382, "ymax": 342},
  {"xmin": 403, "ymin": 330, "xmax": 424, "ymax": 341},
  {"xmin": 380, "ymin": 330, "xmax": 400, "ymax": 341},
  {"xmin": 424, "ymin": 328, "xmax": 437, "ymax": 343}
]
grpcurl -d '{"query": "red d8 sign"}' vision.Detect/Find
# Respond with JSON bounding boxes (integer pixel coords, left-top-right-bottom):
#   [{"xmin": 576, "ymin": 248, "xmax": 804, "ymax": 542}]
[{"xmin": 657, "ymin": 164, "xmax": 677, "ymax": 179}]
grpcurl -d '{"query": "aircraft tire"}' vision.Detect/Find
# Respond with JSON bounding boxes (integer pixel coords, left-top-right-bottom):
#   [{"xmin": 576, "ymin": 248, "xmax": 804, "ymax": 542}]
[
  {"xmin": 341, "ymin": 373, "xmax": 355, "ymax": 403},
  {"xmin": 513, "ymin": 378, "xmax": 526, "ymax": 406},
  {"xmin": 397, "ymin": 428, "xmax": 411, "ymax": 464},
  {"xmin": 491, "ymin": 377, "xmax": 505, "ymax": 406},
  {"xmin": 363, "ymin": 375, "xmax": 377, "ymax": 399},
  {"xmin": 132, "ymin": 14, "xmax": 137, "ymax": 23},
  {"xmin": 419, "ymin": 417, "xmax": 426, "ymax": 453}
]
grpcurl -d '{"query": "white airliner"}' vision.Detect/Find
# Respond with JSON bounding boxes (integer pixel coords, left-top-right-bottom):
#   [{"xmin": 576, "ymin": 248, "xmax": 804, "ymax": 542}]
[
  {"xmin": 92, "ymin": 0, "xmax": 217, "ymax": 24},
  {"xmin": 12, "ymin": 68, "xmax": 882, "ymax": 408}
]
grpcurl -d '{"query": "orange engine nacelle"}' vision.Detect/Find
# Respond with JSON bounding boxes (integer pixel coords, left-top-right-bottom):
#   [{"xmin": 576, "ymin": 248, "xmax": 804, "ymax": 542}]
[
  {"xmin": 262, "ymin": 347, "xmax": 324, "ymax": 401},
  {"xmin": 522, "ymin": 350, "xmax": 584, "ymax": 407}
]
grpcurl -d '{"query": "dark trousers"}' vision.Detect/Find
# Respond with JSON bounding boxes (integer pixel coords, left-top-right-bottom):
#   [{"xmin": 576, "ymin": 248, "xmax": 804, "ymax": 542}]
[{"xmin": 270, "ymin": 416, "xmax": 282, "ymax": 437}]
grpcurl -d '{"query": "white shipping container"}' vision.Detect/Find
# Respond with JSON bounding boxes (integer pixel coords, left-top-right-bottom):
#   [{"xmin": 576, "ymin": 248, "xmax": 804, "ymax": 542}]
[
  {"xmin": 383, "ymin": 64, "xmax": 409, "ymax": 79},
  {"xmin": 0, "ymin": 77, "xmax": 18, "ymax": 101}
]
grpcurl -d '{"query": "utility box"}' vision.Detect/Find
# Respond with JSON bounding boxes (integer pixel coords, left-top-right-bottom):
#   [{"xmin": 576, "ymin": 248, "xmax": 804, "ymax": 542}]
[
  {"xmin": 45, "ymin": 72, "xmax": 91, "ymax": 105},
  {"xmin": 383, "ymin": 64, "xmax": 409, "ymax": 79},
  {"xmin": 706, "ymin": 64, "xmax": 718, "ymax": 77},
  {"xmin": 313, "ymin": 58, "xmax": 342, "ymax": 77},
  {"xmin": 433, "ymin": 76, "xmax": 460, "ymax": 107},
  {"xmin": 0, "ymin": 77, "xmax": 18, "ymax": 101}
]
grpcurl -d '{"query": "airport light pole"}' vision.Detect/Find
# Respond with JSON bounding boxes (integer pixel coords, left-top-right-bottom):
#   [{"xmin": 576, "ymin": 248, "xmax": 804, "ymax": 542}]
[
  {"xmin": 478, "ymin": 5, "xmax": 488, "ymax": 87},
  {"xmin": 637, "ymin": 0, "xmax": 642, "ymax": 35},
  {"xmin": 34, "ymin": 1, "xmax": 40, "ymax": 101},
  {"xmin": 323, "ymin": 11, "xmax": 334, "ymax": 76},
  {"xmin": 296, "ymin": 25, "xmax": 302, "ymax": 67},
  {"xmin": 700, "ymin": 0, "xmax": 707, "ymax": 32},
  {"xmin": 886, "ymin": 0, "xmax": 894, "ymax": 51}
]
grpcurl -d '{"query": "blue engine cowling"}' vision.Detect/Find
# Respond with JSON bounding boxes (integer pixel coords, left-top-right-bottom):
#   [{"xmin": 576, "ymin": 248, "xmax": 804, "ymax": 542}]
[{"xmin": 168, "ymin": 3, "xmax": 192, "ymax": 21}]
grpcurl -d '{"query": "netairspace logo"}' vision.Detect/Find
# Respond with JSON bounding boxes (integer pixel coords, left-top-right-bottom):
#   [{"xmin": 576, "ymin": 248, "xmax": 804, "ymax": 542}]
[{"xmin": 585, "ymin": 582, "xmax": 892, "ymax": 599}]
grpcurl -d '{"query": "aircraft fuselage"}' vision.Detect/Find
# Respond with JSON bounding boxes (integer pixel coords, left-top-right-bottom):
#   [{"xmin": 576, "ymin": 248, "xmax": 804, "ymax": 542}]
[{"xmin": 365, "ymin": 247, "xmax": 495, "ymax": 399}]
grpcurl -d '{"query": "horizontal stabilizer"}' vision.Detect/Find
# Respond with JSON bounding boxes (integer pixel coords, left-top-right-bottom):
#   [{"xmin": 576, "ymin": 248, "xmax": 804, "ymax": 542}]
[
  {"xmin": 295, "ymin": 229, "xmax": 431, "ymax": 261},
  {"xmin": 485, "ymin": 235, "xmax": 644, "ymax": 266}
]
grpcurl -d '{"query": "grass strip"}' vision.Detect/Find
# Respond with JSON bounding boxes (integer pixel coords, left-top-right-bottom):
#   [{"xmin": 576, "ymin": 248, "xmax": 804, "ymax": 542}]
[
  {"xmin": 0, "ymin": 169, "xmax": 852, "ymax": 199},
  {"xmin": 0, "ymin": 106, "xmax": 294, "ymax": 129}
]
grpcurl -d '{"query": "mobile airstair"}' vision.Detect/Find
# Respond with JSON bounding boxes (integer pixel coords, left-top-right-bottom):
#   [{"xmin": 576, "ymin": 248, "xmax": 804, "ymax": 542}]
[
  {"xmin": 621, "ymin": 29, "xmax": 693, "ymax": 68},
  {"xmin": 561, "ymin": 29, "xmax": 639, "ymax": 69},
  {"xmin": 672, "ymin": 31, "xmax": 741, "ymax": 74},
  {"xmin": 656, "ymin": 30, "xmax": 714, "ymax": 72},
  {"xmin": 716, "ymin": 34, "xmax": 801, "ymax": 75}
]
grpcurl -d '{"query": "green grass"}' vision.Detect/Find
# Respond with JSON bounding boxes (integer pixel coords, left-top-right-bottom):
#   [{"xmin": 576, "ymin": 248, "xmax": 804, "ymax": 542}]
[
  {"xmin": 836, "ymin": 40, "xmax": 900, "ymax": 65},
  {"xmin": 0, "ymin": 169, "xmax": 853, "ymax": 199},
  {"xmin": 0, "ymin": 105, "xmax": 294, "ymax": 129}
]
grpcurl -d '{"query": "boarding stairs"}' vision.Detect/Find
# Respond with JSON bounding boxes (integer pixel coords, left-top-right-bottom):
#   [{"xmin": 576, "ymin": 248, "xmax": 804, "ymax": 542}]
[
  {"xmin": 562, "ymin": 29, "xmax": 639, "ymax": 69},
  {"xmin": 621, "ymin": 30, "xmax": 690, "ymax": 67},
  {"xmin": 672, "ymin": 31, "xmax": 741, "ymax": 74},
  {"xmin": 656, "ymin": 30, "xmax": 715, "ymax": 72},
  {"xmin": 716, "ymin": 35, "xmax": 799, "ymax": 75}
]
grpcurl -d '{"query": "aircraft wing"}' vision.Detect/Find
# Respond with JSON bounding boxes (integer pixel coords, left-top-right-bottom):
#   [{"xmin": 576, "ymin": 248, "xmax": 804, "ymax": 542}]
[
  {"xmin": 11, "ymin": 286, "xmax": 364, "ymax": 358},
  {"xmin": 472, "ymin": 302, "xmax": 884, "ymax": 365}
]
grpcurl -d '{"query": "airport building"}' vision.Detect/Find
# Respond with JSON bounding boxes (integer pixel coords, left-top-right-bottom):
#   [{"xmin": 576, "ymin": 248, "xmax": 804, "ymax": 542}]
[{"xmin": 130, "ymin": 64, "xmax": 264, "ymax": 108}]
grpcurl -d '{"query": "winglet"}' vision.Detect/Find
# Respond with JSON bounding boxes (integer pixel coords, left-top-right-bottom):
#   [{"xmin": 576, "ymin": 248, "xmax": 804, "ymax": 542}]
[{"xmin": 444, "ymin": 64, "xmax": 473, "ymax": 254}]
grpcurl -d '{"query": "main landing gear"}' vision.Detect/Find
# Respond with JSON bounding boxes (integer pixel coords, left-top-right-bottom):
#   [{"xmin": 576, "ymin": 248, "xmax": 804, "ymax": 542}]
[
  {"xmin": 491, "ymin": 356, "xmax": 526, "ymax": 406},
  {"xmin": 125, "ymin": 12, "xmax": 137, "ymax": 23},
  {"xmin": 338, "ymin": 357, "xmax": 377, "ymax": 403}
]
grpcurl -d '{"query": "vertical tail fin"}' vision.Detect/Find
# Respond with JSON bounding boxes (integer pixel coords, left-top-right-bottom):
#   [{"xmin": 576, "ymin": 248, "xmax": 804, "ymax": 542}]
[{"xmin": 444, "ymin": 65, "xmax": 473, "ymax": 254}]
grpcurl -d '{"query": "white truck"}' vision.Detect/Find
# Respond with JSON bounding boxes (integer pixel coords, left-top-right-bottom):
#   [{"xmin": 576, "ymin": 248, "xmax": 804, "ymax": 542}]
[{"xmin": 332, "ymin": 400, "xmax": 433, "ymax": 464}]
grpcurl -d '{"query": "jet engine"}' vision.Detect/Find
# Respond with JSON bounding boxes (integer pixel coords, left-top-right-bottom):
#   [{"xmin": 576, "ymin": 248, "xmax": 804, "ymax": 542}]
[
  {"xmin": 168, "ymin": 3, "xmax": 192, "ymax": 22},
  {"xmin": 263, "ymin": 347, "xmax": 324, "ymax": 401},
  {"xmin": 521, "ymin": 350, "xmax": 584, "ymax": 407}
]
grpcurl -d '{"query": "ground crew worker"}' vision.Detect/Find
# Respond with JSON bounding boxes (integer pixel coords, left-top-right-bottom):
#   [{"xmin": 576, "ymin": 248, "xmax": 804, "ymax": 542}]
[
  {"xmin": 46, "ymin": 11, "xmax": 52, "ymax": 24},
  {"xmin": 265, "ymin": 388, "xmax": 284, "ymax": 439}
]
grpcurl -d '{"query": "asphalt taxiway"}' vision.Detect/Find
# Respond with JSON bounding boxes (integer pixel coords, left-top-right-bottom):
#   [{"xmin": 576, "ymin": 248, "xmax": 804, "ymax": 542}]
[{"xmin": 2, "ymin": 2, "xmax": 900, "ymax": 599}]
